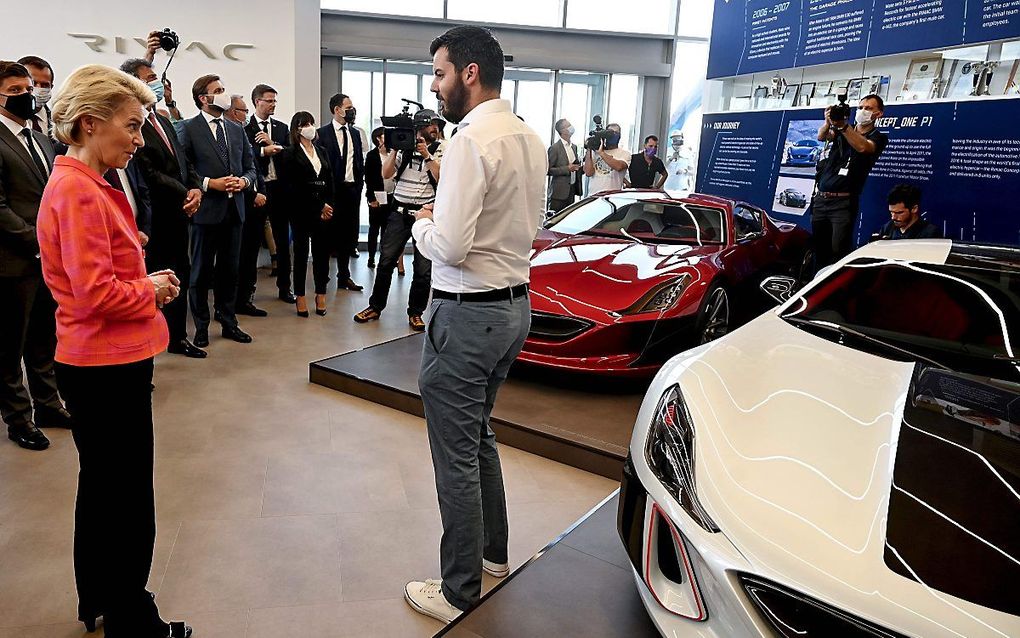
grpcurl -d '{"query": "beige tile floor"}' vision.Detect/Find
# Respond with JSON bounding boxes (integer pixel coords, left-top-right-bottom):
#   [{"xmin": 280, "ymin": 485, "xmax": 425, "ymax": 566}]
[{"xmin": 0, "ymin": 259, "xmax": 620, "ymax": 637}]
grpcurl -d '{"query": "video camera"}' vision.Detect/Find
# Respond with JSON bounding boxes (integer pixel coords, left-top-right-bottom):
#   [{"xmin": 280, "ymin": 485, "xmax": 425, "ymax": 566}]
[
  {"xmin": 584, "ymin": 115, "xmax": 615, "ymax": 151},
  {"xmin": 829, "ymin": 94, "xmax": 851, "ymax": 124},
  {"xmin": 381, "ymin": 98, "xmax": 426, "ymax": 152}
]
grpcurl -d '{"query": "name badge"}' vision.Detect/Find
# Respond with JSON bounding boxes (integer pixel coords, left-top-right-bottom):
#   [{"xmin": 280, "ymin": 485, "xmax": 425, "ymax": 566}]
[{"xmin": 838, "ymin": 167, "xmax": 850, "ymax": 177}]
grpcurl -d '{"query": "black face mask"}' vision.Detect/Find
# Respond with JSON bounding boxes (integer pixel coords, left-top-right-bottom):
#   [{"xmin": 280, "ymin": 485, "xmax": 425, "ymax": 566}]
[
  {"xmin": 344, "ymin": 107, "xmax": 356, "ymax": 124},
  {"xmin": 2, "ymin": 92, "xmax": 36, "ymax": 121},
  {"xmin": 607, "ymin": 133, "xmax": 621, "ymax": 148}
]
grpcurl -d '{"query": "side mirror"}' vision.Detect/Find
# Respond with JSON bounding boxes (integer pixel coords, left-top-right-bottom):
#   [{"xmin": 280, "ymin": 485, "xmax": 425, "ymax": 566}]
[{"xmin": 760, "ymin": 275, "xmax": 797, "ymax": 304}]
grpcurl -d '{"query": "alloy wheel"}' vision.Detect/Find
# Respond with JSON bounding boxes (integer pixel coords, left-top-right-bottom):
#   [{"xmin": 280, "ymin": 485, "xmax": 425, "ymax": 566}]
[{"xmin": 700, "ymin": 288, "xmax": 730, "ymax": 344}]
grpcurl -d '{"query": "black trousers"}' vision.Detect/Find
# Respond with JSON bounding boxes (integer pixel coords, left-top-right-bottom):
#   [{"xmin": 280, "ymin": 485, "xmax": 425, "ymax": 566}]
[
  {"xmin": 236, "ymin": 196, "xmax": 268, "ymax": 305},
  {"xmin": 368, "ymin": 207, "xmax": 432, "ymax": 316},
  {"xmin": 145, "ymin": 219, "xmax": 191, "ymax": 343},
  {"xmin": 810, "ymin": 194, "xmax": 858, "ymax": 269},
  {"xmin": 367, "ymin": 202, "xmax": 393, "ymax": 262},
  {"xmin": 292, "ymin": 220, "xmax": 332, "ymax": 296},
  {"xmin": 330, "ymin": 183, "xmax": 361, "ymax": 281},
  {"xmin": 55, "ymin": 358, "xmax": 164, "ymax": 638},
  {"xmin": 265, "ymin": 181, "xmax": 292, "ymax": 295},
  {"xmin": 0, "ymin": 273, "xmax": 60, "ymax": 428},
  {"xmin": 548, "ymin": 195, "xmax": 575, "ymax": 214},
  {"xmin": 189, "ymin": 210, "xmax": 243, "ymax": 332}
]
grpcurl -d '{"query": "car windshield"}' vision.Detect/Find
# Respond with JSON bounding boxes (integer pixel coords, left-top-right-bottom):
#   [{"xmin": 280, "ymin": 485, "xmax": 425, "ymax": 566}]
[
  {"xmin": 546, "ymin": 196, "xmax": 727, "ymax": 245},
  {"xmin": 781, "ymin": 255, "xmax": 1020, "ymax": 380},
  {"xmin": 794, "ymin": 140, "xmax": 818, "ymax": 147}
]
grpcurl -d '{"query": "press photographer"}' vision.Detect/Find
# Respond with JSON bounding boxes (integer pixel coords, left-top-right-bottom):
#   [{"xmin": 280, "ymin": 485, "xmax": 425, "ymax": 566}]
[
  {"xmin": 353, "ymin": 107, "xmax": 443, "ymax": 332},
  {"xmin": 811, "ymin": 93, "xmax": 888, "ymax": 268},
  {"xmin": 142, "ymin": 28, "xmax": 183, "ymax": 121},
  {"xmin": 583, "ymin": 117, "xmax": 630, "ymax": 194}
]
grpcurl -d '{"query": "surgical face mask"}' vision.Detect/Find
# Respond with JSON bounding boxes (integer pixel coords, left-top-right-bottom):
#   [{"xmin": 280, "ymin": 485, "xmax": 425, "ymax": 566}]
[
  {"xmin": 33, "ymin": 86, "xmax": 51, "ymax": 107},
  {"xmin": 1, "ymin": 91, "xmax": 36, "ymax": 121},
  {"xmin": 644, "ymin": 147, "xmax": 657, "ymax": 157},
  {"xmin": 344, "ymin": 107, "xmax": 356, "ymax": 124},
  {"xmin": 607, "ymin": 132, "xmax": 621, "ymax": 148},
  {"xmin": 855, "ymin": 108, "xmax": 873, "ymax": 126},
  {"xmin": 147, "ymin": 80, "xmax": 165, "ymax": 104},
  {"xmin": 566, "ymin": 125, "xmax": 575, "ymax": 137},
  {"xmin": 208, "ymin": 91, "xmax": 233, "ymax": 112},
  {"xmin": 299, "ymin": 126, "xmax": 316, "ymax": 140}
]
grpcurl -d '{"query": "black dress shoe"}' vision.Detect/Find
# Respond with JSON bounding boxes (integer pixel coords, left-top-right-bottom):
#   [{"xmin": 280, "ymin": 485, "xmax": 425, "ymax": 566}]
[
  {"xmin": 342, "ymin": 278, "xmax": 364, "ymax": 291},
  {"xmin": 35, "ymin": 405, "xmax": 72, "ymax": 429},
  {"xmin": 351, "ymin": 248, "xmax": 360, "ymax": 258},
  {"xmin": 237, "ymin": 302, "xmax": 268, "ymax": 317},
  {"xmin": 213, "ymin": 310, "xmax": 224, "ymax": 324},
  {"xmin": 193, "ymin": 330, "xmax": 209, "ymax": 348},
  {"xmin": 8, "ymin": 422, "xmax": 49, "ymax": 451},
  {"xmin": 167, "ymin": 339, "xmax": 208, "ymax": 358},
  {"xmin": 165, "ymin": 620, "xmax": 193, "ymax": 637},
  {"xmin": 278, "ymin": 291, "xmax": 297, "ymax": 304},
  {"xmin": 222, "ymin": 325, "xmax": 253, "ymax": 343},
  {"xmin": 367, "ymin": 260, "xmax": 375, "ymax": 268}
]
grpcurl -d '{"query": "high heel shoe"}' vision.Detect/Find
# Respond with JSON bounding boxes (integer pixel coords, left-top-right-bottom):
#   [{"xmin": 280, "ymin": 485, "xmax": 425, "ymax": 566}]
[
  {"xmin": 295, "ymin": 296, "xmax": 309, "ymax": 318},
  {"xmin": 315, "ymin": 294, "xmax": 327, "ymax": 316}
]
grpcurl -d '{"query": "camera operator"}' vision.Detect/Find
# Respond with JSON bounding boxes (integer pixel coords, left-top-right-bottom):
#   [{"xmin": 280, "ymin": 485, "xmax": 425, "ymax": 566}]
[
  {"xmin": 583, "ymin": 122, "xmax": 630, "ymax": 195},
  {"xmin": 142, "ymin": 30, "xmax": 183, "ymax": 122},
  {"xmin": 811, "ymin": 93, "xmax": 888, "ymax": 268},
  {"xmin": 353, "ymin": 109, "xmax": 442, "ymax": 332}
]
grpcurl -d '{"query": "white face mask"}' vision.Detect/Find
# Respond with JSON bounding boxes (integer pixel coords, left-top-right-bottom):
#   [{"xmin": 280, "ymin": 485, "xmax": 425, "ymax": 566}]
[
  {"xmin": 34, "ymin": 86, "xmax": 52, "ymax": 107},
  {"xmin": 209, "ymin": 91, "xmax": 233, "ymax": 112},
  {"xmin": 566, "ymin": 125, "xmax": 575, "ymax": 137},
  {"xmin": 855, "ymin": 108, "xmax": 873, "ymax": 126},
  {"xmin": 299, "ymin": 126, "xmax": 316, "ymax": 140}
]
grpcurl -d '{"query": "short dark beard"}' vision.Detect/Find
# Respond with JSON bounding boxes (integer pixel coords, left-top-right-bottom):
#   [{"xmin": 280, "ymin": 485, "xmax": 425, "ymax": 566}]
[{"xmin": 438, "ymin": 77, "xmax": 469, "ymax": 123}]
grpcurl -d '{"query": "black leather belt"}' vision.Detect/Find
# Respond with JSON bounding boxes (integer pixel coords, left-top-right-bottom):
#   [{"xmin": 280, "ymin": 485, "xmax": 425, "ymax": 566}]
[
  {"xmin": 819, "ymin": 191, "xmax": 852, "ymax": 198},
  {"xmin": 395, "ymin": 201, "xmax": 424, "ymax": 213},
  {"xmin": 432, "ymin": 284, "xmax": 529, "ymax": 302}
]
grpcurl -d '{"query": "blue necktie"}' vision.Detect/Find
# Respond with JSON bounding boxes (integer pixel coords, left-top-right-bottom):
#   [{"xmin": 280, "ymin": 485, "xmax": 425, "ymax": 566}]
[{"xmin": 212, "ymin": 118, "xmax": 229, "ymax": 167}]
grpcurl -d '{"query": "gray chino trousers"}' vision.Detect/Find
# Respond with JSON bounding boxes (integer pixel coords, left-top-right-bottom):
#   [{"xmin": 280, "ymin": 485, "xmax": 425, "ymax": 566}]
[{"xmin": 418, "ymin": 293, "xmax": 531, "ymax": 611}]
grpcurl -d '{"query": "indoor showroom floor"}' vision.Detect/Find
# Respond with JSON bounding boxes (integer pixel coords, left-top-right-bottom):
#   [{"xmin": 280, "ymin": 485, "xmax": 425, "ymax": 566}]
[{"xmin": 0, "ymin": 259, "xmax": 620, "ymax": 638}]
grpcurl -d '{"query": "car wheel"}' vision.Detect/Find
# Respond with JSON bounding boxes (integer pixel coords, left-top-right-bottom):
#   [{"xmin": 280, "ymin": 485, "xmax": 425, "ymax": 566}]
[
  {"xmin": 797, "ymin": 248, "xmax": 815, "ymax": 286},
  {"xmin": 779, "ymin": 193, "xmax": 786, "ymax": 205},
  {"xmin": 697, "ymin": 285, "xmax": 730, "ymax": 344}
]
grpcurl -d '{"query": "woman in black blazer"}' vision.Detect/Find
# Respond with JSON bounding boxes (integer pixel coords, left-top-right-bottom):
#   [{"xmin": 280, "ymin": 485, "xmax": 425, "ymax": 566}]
[{"xmin": 276, "ymin": 112, "xmax": 334, "ymax": 316}]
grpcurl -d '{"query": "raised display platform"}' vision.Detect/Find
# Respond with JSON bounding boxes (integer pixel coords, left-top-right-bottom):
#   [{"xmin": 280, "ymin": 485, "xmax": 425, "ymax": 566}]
[
  {"xmin": 436, "ymin": 491, "xmax": 659, "ymax": 638},
  {"xmin": 310, "ymin": 334, "xmax": 646, "ymax": 479}
]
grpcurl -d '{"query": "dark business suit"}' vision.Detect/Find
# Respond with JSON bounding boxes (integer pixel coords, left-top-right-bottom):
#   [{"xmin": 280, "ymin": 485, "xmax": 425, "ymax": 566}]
[
  {"xmin": 0, "ymin": 122, "xmax": 61, "ymax": 430},
  {"xmin": 276, "ymin": 144, "xmax": 334, "ymax": 296},
  {"xmin": 363, "ymin": 147, "xmax": 394, "ymax": 263},
  {"xmin": 244, "ymin": 116, "xmax": 290, "ymax": 296},
  {"xmin": 547, "ymin": 139, "xmax": 582, "ymax": 213},
  {"xmin": 133, "ymin": 110, "xmax": 201, "ymax": 344},
  {"xmin": 178, "ymin": 113, "xmax": 257, "ymax": 333},
  {"xmin": 104, "ymin": 163, "xmax": 152, "ymax": 238},
  {"xmin": 317, "ymin": 120, "xmax": 364, "ymax": 280}
]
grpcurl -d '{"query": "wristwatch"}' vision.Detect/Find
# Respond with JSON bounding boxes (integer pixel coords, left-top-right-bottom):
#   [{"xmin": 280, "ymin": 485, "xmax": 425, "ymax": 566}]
[{"xmin": 165, "ymin": 100, "xmax": 176, "ymax": 108}]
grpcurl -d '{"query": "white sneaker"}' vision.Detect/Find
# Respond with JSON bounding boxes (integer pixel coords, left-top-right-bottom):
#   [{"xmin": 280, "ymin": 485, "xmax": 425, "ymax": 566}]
[
  {"xmin": 404, "ymin": 579, "xmax": 462, "ymax": 623},
  {"xmin": 483, "ymin": 559, "xmax": 510, "ymax": 578}
]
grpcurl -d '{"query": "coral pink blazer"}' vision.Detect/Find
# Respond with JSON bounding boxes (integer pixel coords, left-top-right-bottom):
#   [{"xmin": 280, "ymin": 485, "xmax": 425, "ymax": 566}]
[{"xmin": 37, "ymin": 156, "xmax": 168, "ymax": 366}]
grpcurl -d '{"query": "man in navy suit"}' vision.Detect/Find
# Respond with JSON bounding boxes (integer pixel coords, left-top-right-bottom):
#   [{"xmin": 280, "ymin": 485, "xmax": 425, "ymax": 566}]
[
  {"xmin": 317, "ymin": 93, "xmax": 364, "ymax": 291},
  {"xmin": 179, "ymin": 74, "xmax": 258, "ymax": 347}
]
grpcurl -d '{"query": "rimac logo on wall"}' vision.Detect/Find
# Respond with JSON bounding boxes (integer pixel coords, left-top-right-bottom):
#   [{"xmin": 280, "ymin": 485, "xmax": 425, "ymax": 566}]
[{"xmin": 68, "ymin": 34, "xmax": 254, "ymax": 61}]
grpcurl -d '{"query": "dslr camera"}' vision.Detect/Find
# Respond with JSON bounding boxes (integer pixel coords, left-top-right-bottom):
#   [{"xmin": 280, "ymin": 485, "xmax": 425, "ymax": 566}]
[
  {"xmin": 381, "ymin": 98, "xmax": 425, "ymax": 152},
  {"xmin": 157, "ymin": 28, "xmax": 180, "ymax": 52},
  {"xmin": 829, "ymin": 94, "xmax": 851, "ymax": 124},
  {"xmin": 585, "ymin": 115, "xmax": 614, "ymax": 151}
]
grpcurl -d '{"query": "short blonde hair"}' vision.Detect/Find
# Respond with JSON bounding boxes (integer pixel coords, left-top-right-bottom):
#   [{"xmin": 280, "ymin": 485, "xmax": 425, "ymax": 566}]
[{"xmin": 51, "ymin": 64, "xmax": 155, "ymax": 145}]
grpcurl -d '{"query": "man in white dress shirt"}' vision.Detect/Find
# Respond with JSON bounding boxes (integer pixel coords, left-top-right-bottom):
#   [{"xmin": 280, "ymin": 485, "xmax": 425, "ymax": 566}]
[{"xmin": 403, "ymin": 26, "xmax": 548, "ymax": 624}]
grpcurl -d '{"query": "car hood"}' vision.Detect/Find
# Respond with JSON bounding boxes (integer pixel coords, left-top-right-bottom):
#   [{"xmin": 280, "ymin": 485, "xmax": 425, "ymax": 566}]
[
  {"xmin": 670, "ymin": 312, "xmax": 1019, "ymax": 634},
  {"xmin": 788, "ymin": 146, "xmax": 817, "ymax": 156},
  {"xmin": 529, "ymin": 232, "xmax": 720, "ymax": 318}
]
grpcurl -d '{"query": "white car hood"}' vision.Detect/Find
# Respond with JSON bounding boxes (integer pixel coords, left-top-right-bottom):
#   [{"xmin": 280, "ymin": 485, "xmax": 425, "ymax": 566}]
[{"xmin": 674, "ymin": 312, "xmax": 1019, "ymax": 636}]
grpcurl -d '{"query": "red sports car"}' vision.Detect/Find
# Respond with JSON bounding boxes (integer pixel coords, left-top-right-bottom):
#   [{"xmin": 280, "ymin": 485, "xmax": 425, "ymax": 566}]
[{"xmin": 518, "ymin": 190, "xmax": 812, "ymax": 376}]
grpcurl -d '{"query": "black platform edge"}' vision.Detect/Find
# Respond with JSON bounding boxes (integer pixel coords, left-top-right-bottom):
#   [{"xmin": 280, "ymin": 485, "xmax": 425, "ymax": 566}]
[
  {"xmin": 310, "ymin": 342, "xmax": 625, "ymax": 480},
  {"xmin": 434, "ymin": 488, "xmax": 622, "ymax": 638}
]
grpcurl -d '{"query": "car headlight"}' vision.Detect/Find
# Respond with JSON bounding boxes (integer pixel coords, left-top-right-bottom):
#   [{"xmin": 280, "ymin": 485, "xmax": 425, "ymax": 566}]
[
  {"xmin": 644, "ymin": 384, "xmax": 720, "ymax": 533},
  {"xmin": 624, "ymin": 275, "xmax": 689, "ymax": 315}
]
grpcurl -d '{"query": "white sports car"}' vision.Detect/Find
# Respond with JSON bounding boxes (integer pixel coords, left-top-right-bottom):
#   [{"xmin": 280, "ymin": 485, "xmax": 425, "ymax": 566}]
[{"xmin": 619, "ymin": 239, "xmax": 1020, "ymax": 637}]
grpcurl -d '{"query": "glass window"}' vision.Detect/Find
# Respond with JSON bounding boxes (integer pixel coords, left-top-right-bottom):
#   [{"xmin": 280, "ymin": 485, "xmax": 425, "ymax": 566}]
[
  {"xmin": 515, "ymin": 80, "xmax": 555, "ymax": 143},
  {"xmin": 608, "ymin": 74, "xmax": 641, "ymax": 153},
  {"xmin": 664, "ymin": 41, "xmax": 709, "ymax": 192},
  {"xmin": 340, "ymin": 70, "xmax": 373, "ymax": 134},
  {"xmin": 676, "ymin": 0, "xmax": 714, "ymax": 38},
  {"xmin": 566, "ymin": 0, "xmax": 675, "ymax": 34},
  {"xmin": 384, "ymin": 72, "xmax": 420, "ymax": 118},
  {"xmin": 557, "ymin": 72, "xmax": 609, "ymax": 152},
  {"xmin": 321, "ymin": 0, "xmax": 443, "ymax": 18},
  {"xmin": 447, "ymin": 0, "xmax": 564, "ymax": 27},
  {"xmin": 733, "ymin": 205, "xmax": 763, "ymax": 240}
]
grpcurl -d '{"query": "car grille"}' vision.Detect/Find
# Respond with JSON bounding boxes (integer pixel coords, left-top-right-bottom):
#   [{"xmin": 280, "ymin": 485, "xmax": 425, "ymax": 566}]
[
  {"xmin": 739, "ymin": 575, "xmax": 907, "ymax": 638},
  {"xmin": 529, "ymin": 311, "xmax": 593, "ymax": 341}
]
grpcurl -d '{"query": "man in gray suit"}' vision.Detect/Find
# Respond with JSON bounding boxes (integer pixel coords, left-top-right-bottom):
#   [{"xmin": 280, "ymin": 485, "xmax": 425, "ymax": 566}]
[
  {"xmin": 178, "ymin": 74, "xmax": 258, "ymax": 347},
  {"xmin": 0, "ymin": 61, "xmax": 68, "ymax": 451},
  {"xmin": 547, "ymin": 118, "xmax": 582, "ymax": 214}
]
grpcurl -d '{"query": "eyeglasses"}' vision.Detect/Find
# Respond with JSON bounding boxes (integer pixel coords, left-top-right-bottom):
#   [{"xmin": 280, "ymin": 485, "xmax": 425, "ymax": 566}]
[
  {"xmin": 258, "ymin": 98, "xmax": 277, "ymax": 104},
  {"xmin": 234, "ymin": 107, "xmax": 249, "ymax": 114}
]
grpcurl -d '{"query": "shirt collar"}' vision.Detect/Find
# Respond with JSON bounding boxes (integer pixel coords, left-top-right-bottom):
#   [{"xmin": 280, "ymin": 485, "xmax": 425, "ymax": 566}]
[
  {"xmin": 0, "ymin": 111, "xmax": 28, "ymax": 137},
  {"xmin": 332, "ymin": 118, "xmax": 347, "ymax": 131},
  {"xmin": 457, "ymin": 98, "xmax": 510, "ymax": 127},
  {"xmin": 53, "ymin": 155, "xmax": 112, "ymax": 188},
  {"xmin": 561, "ymin": 138, "xmax": 572, "ymax": 148},
  {"xmin": 201, "ymin": 110, "xmax": 222, "ymax": 125}
]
